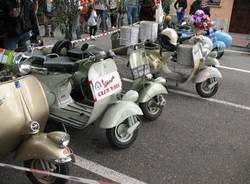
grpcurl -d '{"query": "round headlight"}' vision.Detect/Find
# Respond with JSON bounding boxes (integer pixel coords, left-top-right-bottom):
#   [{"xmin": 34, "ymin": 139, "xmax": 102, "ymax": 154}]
[{"xmin": 18, "ymin": 60, "xmax": 31, "ymax": 75}]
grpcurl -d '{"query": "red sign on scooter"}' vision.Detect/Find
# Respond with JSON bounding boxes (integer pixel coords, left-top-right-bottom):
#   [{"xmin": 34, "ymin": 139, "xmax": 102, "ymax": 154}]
[{"xmin": 89, "ymin": 71, "xmax": 122, "ymax": 101}]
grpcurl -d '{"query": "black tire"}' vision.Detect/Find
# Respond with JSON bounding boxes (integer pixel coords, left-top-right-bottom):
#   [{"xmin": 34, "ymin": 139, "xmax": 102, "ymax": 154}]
[
  {"xmin": 106, "ymin": 117, "xmax": 140, "ymax": 149},
  {"xmin": 140, "ymin": 96, "xmax": 164, "ymax": 121},
  {"xmin": 51, "ymin": 39, "xmax": 72, "ymax": 56},
  {"xmin": 196, "ymin": 78, "xmax": 219, "ymax": 98},
  {"xmin": 213, "ymin": 47, "xmax": 224, "ymax": 59},
  {"xmin": 24, "ymin": 159, "xmax": 69, "ymax": 184}
]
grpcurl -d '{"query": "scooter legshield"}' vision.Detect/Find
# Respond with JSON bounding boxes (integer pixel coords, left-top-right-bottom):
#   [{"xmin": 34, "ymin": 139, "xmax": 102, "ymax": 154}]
[
  {"xmin": 98, "ymin": 101, "xmax": 143, "ymax": 129},
  {"xmin": 194, "ymin": 67, "xmax": 222, "ymax": 83},
  {"xmin": 15, "ymin": 132, "xmax": 73, "ymax": 162},
  {"xmin": 138, "ymin": 82, "xmax": 168, "ymax": 103}
]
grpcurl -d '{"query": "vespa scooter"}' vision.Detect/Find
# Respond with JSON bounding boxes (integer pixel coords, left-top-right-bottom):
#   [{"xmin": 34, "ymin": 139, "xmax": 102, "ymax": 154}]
[
  {"xmin": 20, "ymin": 50, "xmax": 143, "ymax": 149},
  {"xmin": 121, "ymin": 44, "xmax": 168, "ymax": 120},
  {"xmin": 0, "ymin": 49, "xmax": 73, "ymax": 184},
  {"xmin": 145, "ymin": 32, "xmax": 222, "ymax": 98}
]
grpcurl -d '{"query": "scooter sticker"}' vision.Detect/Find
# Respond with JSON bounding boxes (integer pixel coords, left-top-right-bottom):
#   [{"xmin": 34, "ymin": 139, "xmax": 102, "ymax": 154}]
[
  {"xmin": 15, "ymin": 81, "xmax": 21, "ymax": 89},
  {"xmin": 89, "ymin": 71, "xmax": 122, "ymax": 101}
]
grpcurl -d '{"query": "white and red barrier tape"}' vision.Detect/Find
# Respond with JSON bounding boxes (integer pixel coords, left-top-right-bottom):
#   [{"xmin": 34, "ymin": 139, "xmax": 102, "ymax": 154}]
[
  {"xmin": 0, "ymin": 162, "xmax": 114, "ymax": 184},
  {"xmin": 35, "ymin": 29, "xmax": 120, "ymax": 50}
]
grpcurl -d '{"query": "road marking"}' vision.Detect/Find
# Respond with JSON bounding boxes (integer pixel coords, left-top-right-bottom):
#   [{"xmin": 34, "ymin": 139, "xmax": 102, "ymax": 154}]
[
  {"xmin": 225, "ymin": 49, "xmax": 250, "ymax": 55},
  {"xmin": 74, "ymin": 155, "xmax": 147, "ymax": 184},
  {"xmin": 168, "ymin": 89, "xmax": 250, "ymax": 111},
  {"xmin": 218, "ymin": 65, "xmax": 250, "ymax": 74}
]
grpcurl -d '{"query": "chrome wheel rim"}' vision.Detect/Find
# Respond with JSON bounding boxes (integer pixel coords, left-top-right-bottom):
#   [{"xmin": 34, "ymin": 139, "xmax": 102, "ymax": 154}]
[
  {"xmin": 30, "ymin": 159, "xmax": 59, "ymax": 184},
  {"xmin": 115, "ymin": 120, "xmax": 133, "ymax": 143}
]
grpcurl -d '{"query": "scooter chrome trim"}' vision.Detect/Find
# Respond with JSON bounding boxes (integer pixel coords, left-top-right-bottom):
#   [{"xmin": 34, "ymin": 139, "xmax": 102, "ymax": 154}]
[
  {"xmin": 98, "ymin": 101, "xmax": 143, "ymax": 129},
  {"xmin": 194, "ymin": 67, "xmax": 222, "ymax": 83}
]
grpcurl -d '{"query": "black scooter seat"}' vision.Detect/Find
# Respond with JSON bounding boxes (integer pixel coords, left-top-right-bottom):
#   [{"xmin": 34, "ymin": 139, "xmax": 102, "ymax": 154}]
[
  {"xmin": 43, "ymin": 56, "xmax": 79, "ymax": 73},
  {"xmin": 67, "ymin": 45, "xmax": 105, "ymax": 60}
]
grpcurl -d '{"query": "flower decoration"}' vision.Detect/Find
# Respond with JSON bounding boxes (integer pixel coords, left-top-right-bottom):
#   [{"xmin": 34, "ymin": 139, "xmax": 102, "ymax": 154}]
[{"xmin": 189, "ymin": 10, "xmax": 211, "ymax": 30}]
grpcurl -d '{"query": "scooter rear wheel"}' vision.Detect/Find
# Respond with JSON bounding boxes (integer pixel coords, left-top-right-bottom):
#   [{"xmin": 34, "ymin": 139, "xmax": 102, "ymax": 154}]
[
  {"xmin": 196, "ymin": 78, "xmax": 219, "ymax": 98},
  {"xmin": 106, "ymin": 117, "xmax": 140, "ymax": 149},
  {"xmin": 24, "ymin": 159, "xmax": 69, "ymax": 184}
]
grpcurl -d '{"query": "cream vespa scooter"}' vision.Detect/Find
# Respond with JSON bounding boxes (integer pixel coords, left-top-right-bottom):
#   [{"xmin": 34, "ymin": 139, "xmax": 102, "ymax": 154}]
[
  {"xmin": 145, "ymin": 28, "xmax": 222, "ymax": 98},
  {"xmin": 19, "ymin": 50, "xmax": 143, "ymax": 149},
  {"xmin": 0, "ymin": 49, "xmax": 73, "ymax": 184}
]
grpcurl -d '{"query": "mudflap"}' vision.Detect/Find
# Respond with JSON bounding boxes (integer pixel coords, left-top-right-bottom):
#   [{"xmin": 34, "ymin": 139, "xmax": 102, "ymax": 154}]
[
  {"xmin": 194, "ymin": 67, "xmax": 222, "ymax": 83},
  {"xmin": 15, "ymin": 132, "xmax": 73, "ymax": 162},
  {"xmin": 98, "ymin": 101, "xmax": 143, "ymax": 129},
  {"xmin": 138, "ymin": 82, "xmax": 168, "ymax": 103}
]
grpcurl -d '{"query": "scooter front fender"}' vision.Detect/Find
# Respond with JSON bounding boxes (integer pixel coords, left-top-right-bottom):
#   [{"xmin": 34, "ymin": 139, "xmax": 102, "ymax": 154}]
[
  {"xmin": 139, "ymin": 82, "xmax": 168, "ymax": 103},
  {"xmin": 15, "ymin": 132, "xmax": 73, "ymax": 162},
  {"xmin": 194, "ymin": 67, "xmax": 222, "ymax": 83},
  {"xmin": 99, "ymin": 101, "xmax": 143, "ymax": 129}
]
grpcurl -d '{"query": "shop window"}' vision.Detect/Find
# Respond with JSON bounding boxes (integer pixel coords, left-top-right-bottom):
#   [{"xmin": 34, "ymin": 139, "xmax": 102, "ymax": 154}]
[{"xmin": 208, "ymin": 0, "xmax": 221, "ymax": 6}]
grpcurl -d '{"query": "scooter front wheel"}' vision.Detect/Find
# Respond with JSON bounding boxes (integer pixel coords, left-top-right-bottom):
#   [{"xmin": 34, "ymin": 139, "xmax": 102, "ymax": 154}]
[
  {"xmin": 213, "ymin": 47, "xmax": 224, "ymax": 59},
  {"xmin": 196, "ymin": 78, "xmax": 219, "ymax": 98},
  {"xmin": 106, "ymin": 116, "xmax": 140, "ymax": 149},
  {"xmin": 24, "ymin": 159, "xmax": 69, "ymax": 184},
  {"xmin": 140, "ymin": 95, "xmax": 165, "ymax": 121}
]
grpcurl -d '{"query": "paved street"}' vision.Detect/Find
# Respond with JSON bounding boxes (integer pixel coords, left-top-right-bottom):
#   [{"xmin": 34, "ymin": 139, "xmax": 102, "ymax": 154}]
[{"xmin": 0, "ymin": 34, "xmax": 250, "ymax": 184}]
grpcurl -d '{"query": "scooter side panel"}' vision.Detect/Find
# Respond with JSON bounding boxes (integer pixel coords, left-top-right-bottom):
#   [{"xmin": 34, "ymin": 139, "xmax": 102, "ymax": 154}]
[
  {"xmin": 98, "ymin": 101, "xmax": 143, "ymax": 129},
  {"xmin": 15, "ymin": 133, "xmax": 71, "ymax": 161},
  {"xmin": 0, "ymin": 79, "xmax": 25, "ymax": 159},
  {"xmin": 194, "ymin": 67, "xmax": 222, "ymax": 83},
  {"xmin": 138, "ymin": 82, "xmax": 168, "ymax": 103},
  {"xmin": 19, "ymin": 76, "xmax": 49, "ymax": 131},
  {"xmin": 205, "ymin": 57, "xmax": 220, "ymax": 67}
]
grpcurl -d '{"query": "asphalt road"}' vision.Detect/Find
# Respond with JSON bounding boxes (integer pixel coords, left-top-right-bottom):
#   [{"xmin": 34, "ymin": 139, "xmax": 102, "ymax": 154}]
[{"xmin": 0, "ymin": 35, "xmax": 250, "ymax": 184}]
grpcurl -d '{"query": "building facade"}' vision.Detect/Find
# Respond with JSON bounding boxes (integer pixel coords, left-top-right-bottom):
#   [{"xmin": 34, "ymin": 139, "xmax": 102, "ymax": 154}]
[{"xmin": 185, "ymin": 0, "xmax": 250, "ymax": 33}]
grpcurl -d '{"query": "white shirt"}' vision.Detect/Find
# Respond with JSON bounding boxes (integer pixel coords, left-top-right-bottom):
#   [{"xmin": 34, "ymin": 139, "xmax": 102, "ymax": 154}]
[{"xmin": 88, "ymin": 10, "xmax": 97, "ymax": 26}]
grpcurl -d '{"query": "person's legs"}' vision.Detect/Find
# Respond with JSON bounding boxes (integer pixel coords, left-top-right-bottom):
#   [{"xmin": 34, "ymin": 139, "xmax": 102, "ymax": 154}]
[
  {"xmin": 44, "ymin": 15, "xmax": 49, "ymax": 36},
  {"xmin": 93, "ymin": 25, "xmax": 97, "ymax": 36},
  {"xmin": 89, "ymin": 26, "xmax": 93, "ymax": 36},
  {"xmin": 110, "ymin": 8, "xmax": 117, "ymax": 27},
  {"xmin": 127, "ymin": 5, "xmax": 133, "ymax": 25},
  {"xmin": 131, "ymin": 6, "xmax": 137, "ymax": 24},
  {"xmin": 75, "ymin": 15, "xmax": 82, "ymax": 39},
  {"xmin": 102, "ymin": 10, "xmax": 108, "ymax": 31}
]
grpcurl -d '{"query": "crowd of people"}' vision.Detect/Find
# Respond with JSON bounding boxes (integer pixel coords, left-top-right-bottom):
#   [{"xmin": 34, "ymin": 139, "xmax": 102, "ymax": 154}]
[{"xmin": 0, "ymin": 0, "xmax": 210, "ymax": 50}]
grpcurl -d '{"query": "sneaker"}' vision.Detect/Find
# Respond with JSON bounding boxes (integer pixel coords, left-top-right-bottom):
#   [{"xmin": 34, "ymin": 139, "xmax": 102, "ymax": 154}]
[
  {"xmin": 90, "ymin": 35, "xmax": 96, "ymax": 40},
  {"xmin": 50, "ymin": 32, "xmax": 54, "ymax": 37}
]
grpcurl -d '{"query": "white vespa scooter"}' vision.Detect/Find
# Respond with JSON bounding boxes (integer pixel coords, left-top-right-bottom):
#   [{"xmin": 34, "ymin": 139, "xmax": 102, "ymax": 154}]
[
  {"xmin": 146, "ymin": 28, "xmax": 222, "ymax": 98},
  {"xmin": 18, "ymin": 52, "xmax": 143, "ymax": 149}
]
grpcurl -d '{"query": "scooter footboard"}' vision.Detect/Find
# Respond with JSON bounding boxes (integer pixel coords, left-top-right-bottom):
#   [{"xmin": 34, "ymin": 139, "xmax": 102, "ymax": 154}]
[
  {"xmin": 194, "ymin": 67, "xmax": 222, "ymax": 83},
  {"xmin": 15, "ymin": 132, "xmax": 73, "ymax": 162},
  {"xmin": 98, "ymin": 101, "xmax": 143, "ymax": 129},
  {"xmin": 139, "ymin": 82, "xmax": 168, "ymax": 103}
]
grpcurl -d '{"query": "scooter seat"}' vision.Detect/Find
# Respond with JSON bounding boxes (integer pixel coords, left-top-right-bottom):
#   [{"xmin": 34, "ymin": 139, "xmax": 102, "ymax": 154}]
[
  {"xmin": 67, "ymin": 45, "xmax": 105, "ymax": 60},
  {"xmin": 43, "ymin": 57, "xmax": 79, "ymax": 73}
]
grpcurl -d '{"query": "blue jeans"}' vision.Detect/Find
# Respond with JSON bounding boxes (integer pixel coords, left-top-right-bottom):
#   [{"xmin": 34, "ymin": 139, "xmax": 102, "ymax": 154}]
[
  {"xmin": 176, "ymin": 11, "xmax": 185, "ymax": 23},
  {"xmin": 3, "ymin": 32, "xmax": 31, "ymax": 50},
  {"xmin": 72, "ymin": 15, "xmax": 82, "ymax": 39},
  {"xmin": 127, "ymin": 5, "xmax": 137, "ymax": 25},
  {"xmin": 97, "ymin": 10, "xmax": 108, "ymax": 32}
]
